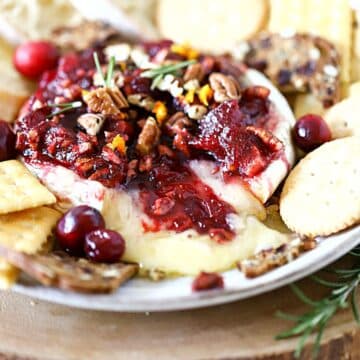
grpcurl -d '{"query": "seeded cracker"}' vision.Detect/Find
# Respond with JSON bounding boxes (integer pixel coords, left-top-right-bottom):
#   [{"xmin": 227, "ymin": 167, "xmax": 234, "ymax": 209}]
[
  {"xmin": 0, "ymin": 248, "xmax": 138, "ymax": 293},
  {"xmin": 280, "ymin": 137, "xmax": 360, "ymax": 237},
  {"xmin": 0, "ymin": 160, "xmax": 56, "ymax": 214}
]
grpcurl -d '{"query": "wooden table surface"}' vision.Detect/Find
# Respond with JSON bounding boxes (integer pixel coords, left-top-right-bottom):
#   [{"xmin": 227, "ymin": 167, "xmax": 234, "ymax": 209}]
[{"xmin": 0, "ymin": 265, "xmax": 359, "ymax": 359}]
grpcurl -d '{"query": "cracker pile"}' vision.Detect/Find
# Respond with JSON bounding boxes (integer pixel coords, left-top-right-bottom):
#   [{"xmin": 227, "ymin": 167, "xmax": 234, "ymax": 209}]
[
  {"xmin": 0, "ymin": 160, "xmax": 58, "ymax": 287},
  {"xmin": 0, "ymin": 161, "xmax": 137, "ymax": 291}
]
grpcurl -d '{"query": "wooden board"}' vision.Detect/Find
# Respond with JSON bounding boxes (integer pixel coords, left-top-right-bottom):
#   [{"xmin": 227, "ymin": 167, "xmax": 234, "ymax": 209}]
[{"xmin": 0, "ymin": 260, "xmax": 359, "ymax": 359}]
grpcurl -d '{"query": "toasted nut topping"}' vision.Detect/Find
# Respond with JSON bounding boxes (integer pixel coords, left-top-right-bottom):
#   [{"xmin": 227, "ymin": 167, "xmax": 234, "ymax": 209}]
[
  {"xmin": 185, "ymin": 104, "xmax": 207, "ymax": 120},
  {"xmin": 108, "ymin": 86, "xmax": 128, "ymax": 109},
  {"xmin": 167, "ymin": 112, "xmax": 192, "ymax": 133},
  {"xmin": 157, "ymin": 74, "xmax": 183, "ymax": 97},
  {"xmin": 184, "ymin": 79, "xmax": 200, "ymax": 91},
  {"xmin": 197, "ymin": 84, "xmax": 213, "ymax": 106},
  {"xmin": 128, "ymin": 94, "xmax": 155, "ymax": 111},
  {"xmin": 209, "ymin": 72, "xmax": 241, "ymax": 103},
  {"xmin": 152, "ymin": 101, "xmax": 168, "ymax": 125},
  {"xmin": 108, "ymin": 134, "xmax": 127, "ymax": 154},
  {"xmin": 83, "ymin": 88, "xmax": 120, "ymax": 115},
  {"xmin": 77, "ymin": 113, "xmax": 105, "ymax": 136},
  {"xmin": 183, "ymin": 63, "xmax": 204, "ymax": 82},
  {"xmin": 83, "ymin": 87, "xmax": 127, "ymax": 115},
  {"xmin": 136, "ymin": 117, "xmax": 161, "ymax": 155}
]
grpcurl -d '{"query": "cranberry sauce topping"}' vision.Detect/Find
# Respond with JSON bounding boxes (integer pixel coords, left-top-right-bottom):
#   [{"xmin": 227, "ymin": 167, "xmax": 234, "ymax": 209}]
[
  {"xmin": 16, "ymin": 41, "xmax": 285, "ymax": 239},
  {"xmin": 132, "ymin": 157, "xmax": 234, "ymax": 242},
  {"xmin": 190, "ymin": 99, "xmax": 283, "ymax": 179}
]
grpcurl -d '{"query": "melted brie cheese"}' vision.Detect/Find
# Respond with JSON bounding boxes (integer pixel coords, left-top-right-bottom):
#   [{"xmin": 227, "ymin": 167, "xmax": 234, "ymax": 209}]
[{"xmin": 22, "ymin": 69, "xmax": 296, "ymax": 275}]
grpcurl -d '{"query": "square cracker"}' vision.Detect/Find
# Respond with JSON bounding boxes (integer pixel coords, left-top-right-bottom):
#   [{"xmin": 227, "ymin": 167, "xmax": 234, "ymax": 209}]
[
  {"xmin": 0, "ymin": 206, "xmax": 61, "ymax": 254},
  {"xmin": 0, "ymin": 206, "xmax": 60, "ymax": 288},
  {"xmin": 0, "ymin": 160, "xmax": 56, "ymax": 214}
]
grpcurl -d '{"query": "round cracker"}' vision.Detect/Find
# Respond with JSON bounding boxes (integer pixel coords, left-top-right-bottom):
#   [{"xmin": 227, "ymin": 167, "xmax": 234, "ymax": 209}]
[
  {"xmin": 280, "ymin": 137, "xmax": 360, "ymax": 237},
  {"xmin": 324, "ymin": 95, "xmax": 360, "ymax": 138},
  {"xmin": 157, "ymin": 0, "xmax": 268, "ymax": 53}
]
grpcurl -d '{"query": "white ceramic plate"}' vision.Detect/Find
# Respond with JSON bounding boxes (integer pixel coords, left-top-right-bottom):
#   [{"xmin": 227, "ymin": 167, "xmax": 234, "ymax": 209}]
[{"xmin": 13, "ymin": 225, "xmax": 360, "ymax": 312}]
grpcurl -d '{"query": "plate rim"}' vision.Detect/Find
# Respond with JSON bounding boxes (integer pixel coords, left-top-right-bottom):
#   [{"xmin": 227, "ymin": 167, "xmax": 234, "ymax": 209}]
[{"xmin": 12, "ymin": 225, "xmax": 360, "ymax": 312}]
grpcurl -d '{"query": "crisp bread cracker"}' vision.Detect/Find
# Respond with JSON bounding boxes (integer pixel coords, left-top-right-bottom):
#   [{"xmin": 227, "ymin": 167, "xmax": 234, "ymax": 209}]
[
  {"xmin": 280, "ymin": 137, "xmax": 360, "ymax": 236},
  {"xmin": 0, "ymin": 247, "xmax": 138, "ymax": 294},
  {"xmin": 324, "ymin": 95, "xmax": 360, "ymax": 138},
  {"xmin": 0, "ymin": 206, "xmax": 61, "ymax": 254},
  {"xmin": 0, "ymin": 160, "xmax": 56, "ymax": 214},
  {"xmin": 0, "ymin": 259, "xmax": 19, "ymax": 289}
]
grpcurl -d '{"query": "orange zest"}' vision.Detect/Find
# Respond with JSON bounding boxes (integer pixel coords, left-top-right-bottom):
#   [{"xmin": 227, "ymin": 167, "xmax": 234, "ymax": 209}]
[{"xmin": 152, "ymin": 101, "xmax": 168, "ymax": 125}]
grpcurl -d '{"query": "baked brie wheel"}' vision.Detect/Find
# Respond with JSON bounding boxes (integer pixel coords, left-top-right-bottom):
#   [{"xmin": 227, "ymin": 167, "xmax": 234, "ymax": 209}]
[{"xmin": 16, "ymin": 40, "xmax": 295, "ymax": 275}]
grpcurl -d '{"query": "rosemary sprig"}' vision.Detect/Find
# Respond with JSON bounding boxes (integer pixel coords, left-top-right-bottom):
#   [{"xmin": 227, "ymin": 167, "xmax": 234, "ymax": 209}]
[
  {"xmin": 141, "ymin": 59, "xmax": 196, "ymax": 89},
  {"xmin": 93, "ymin": 52, "xmax": 116, "ymax": 88},
  {"xmin": 46, "ymin": 101, "xmax": 82, "ymax": 118},
  {"xmin": 276, "ymin": 247, "xmax": 360, "ymax": 358}
]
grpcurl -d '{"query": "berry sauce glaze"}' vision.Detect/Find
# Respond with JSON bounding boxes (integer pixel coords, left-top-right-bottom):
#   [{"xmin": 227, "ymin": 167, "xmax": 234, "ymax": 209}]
[{"xmin": 15, "ymin": 42, "xmax": 285, "ymax": 242}]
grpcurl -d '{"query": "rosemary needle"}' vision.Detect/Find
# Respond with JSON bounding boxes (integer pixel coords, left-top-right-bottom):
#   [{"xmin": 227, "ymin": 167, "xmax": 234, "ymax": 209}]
[{"xmin": 276, "ymin": 247, "xmax": 360, "ymax": 359}]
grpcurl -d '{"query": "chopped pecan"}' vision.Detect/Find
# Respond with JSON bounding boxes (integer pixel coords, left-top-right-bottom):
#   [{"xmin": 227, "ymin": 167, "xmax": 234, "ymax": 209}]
[
  {"xmin": 166, "ymin": 112, "xmax": 192, "ymax": 134},
  {"xmin": 83, "ymin": 88, "xmax": 119, "ymax": 115},
  {"xmin": 136, "ymin": 117, "xmax": 161, "ymax": 155},
  {"xmin": 128, "ymin": 94, "xmax": 155, "ymax": 111},
  {"xmin": 83, "ymin": 87, "xmax": 128, "ymax": 115},
  {"xmin": 108, "ymin": 86, "xmax": 128, "ymax": 108},
  {"xmin": 209, "ymin": 73, "xmax": 241, "ymax": 103},
  {"xmin": 77, "ymin": 113, "xmax": 105, "ymax": 136},
  {"xmin": 184, "ymin": 104, "xmax": 207, "ymax": 120},
  {"xmin": 183, "ymin": 63, "xmax": 205, "ymax": 82}
]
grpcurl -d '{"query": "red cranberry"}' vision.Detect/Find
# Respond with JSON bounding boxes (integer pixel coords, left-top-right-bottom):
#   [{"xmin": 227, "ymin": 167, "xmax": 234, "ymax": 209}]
[
  {"xmin": 56, "ymin": 205, "xmax": 105, "ymax": 255},
  {"xmin": 84, "ymin": 229, "xmax": 125, "ymax": 263},
  {"xmin": 0, "ymin": 120, "xmax": 16, "ymax": 161},
  {"xmin": 192, "ymin": 272, "xmax": 224, "ymax": 292},
  {"xmin": 293, "ymin": 114, "xmax": 332, "ymax": 152},
  {"xmin": 14, "ymin": 41, "xmax": 59, "ymax": 79}
]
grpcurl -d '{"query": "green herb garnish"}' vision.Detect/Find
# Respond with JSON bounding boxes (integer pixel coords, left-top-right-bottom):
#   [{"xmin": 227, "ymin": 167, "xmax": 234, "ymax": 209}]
[
  {"xmin": 141, "ymin": 59, "xmax": 196, "ymax": 89},
  {"xmin": 93, "ymin": 52, "xmax": 116, "ymax": 88},
  {"xmin": 276, "ymin": 247, "xmax": 360, "ymax": 358},
  {"xmin": 46, "ymin": 101, "xmax": 82, "ymax": 118}
]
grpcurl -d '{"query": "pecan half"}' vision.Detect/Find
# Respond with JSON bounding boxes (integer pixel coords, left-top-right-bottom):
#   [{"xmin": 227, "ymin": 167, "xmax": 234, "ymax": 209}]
[
  {"xmin": 183, "ymin": 63, "xmax": 205, "ymax": 82},
  {"xmin": 136, "ymin": 117, "xmax": 161, "ymax": 155},
  {"xmin": 209, "ymin": 73, "xmax": 241, "ymax": 103},
  {"xmin": 77, "ymin": 113, "xmax": 105, "ymax": 136}
]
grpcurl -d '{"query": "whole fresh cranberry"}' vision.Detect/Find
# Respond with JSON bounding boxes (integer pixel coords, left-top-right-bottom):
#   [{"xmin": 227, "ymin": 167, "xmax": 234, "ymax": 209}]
[
  {"xmin": 56, "ymin": 205, "xmax": 105, "ymax": 255},
  {"xmin": 14, "ymin": 41, "xmax": 59, "ymax": 79},
  {"xmin": 0, "ymin": 120, "xmax": 16, "ymax": 161},
  {"xmin": 84, "ymin": 229, "xmax": 125, "ymax": 263},
  {"xmin": 293, "ymin": 114, "xmax": 332, "ymax": 152},
  {"xmin": 192, "ymin": 272, "xmax": 224, "ymax": 292}
]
